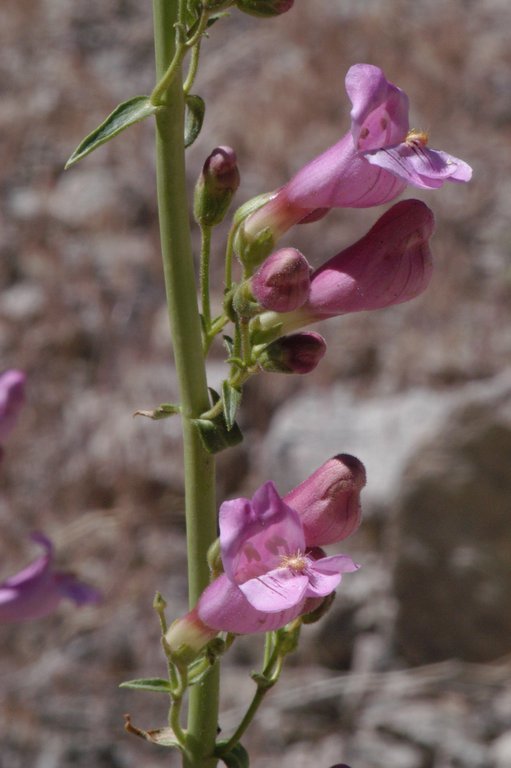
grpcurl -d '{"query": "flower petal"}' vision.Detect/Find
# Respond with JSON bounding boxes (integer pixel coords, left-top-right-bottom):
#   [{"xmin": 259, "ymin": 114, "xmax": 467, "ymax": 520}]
[
  {"xmin": 285, "ymin": 134, "xmax": 407, "ymax": 210},
  {"xmin": 239, "ymin": 568, "xmax": 309, "ymax": 611},
  {"xmin": 306, "ymin": 554, "xmax": 360, "ymax": 599},
  {"xmin": 305, "ymin": 198, "xmax": 435, "ymax": 317},
  {"xmin": 197, "ymin": 574, "xmax": 305, "ymax": 634},
  {"xmin": 220, "ymin": 481, "xmax": 305, "ymax": 584},
  {"xmin": 364, "ymin": 144, "xmax": 473, "ymax": 189},
  {"xmin": 345, "ymin": 63, "xmax": 409, "ymax": 150}
]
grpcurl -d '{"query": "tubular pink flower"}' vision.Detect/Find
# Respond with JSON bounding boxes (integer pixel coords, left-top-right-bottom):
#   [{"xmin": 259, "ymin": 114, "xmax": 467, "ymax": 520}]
[
  {"xmin": 0, "ymin": 533, "xmax": 100, "ymax": 622},
  {"xmin": 253, "ymin": 199, "xmax": 435, "ymax": 337},
  {"xmin": 284, "ymin": 454, "xmax": 366, "ymax": 547},
  {"xmin": 241, "ymin": 63, "xmax": 471, "ymax": 249},
  {"xmin": 197, "ymin": 481, "xmax": 358, "ymax": 634}
]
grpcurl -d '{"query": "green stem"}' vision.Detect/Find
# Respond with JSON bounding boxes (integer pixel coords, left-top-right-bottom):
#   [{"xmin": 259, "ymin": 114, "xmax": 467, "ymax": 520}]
[
  {"xmin": 152, "ymin": 2, "xmax": 219, "ymax": 766},
  {"xmin": 217, "ymin": 636, "xmax": 283, "ymax": 757},
  {"xmin": 200, "ymin": 224, "xmax": 213, "ymax": 330},
  {"xmin": 184, "ymin": 40, "xmax": 202, "ymax": 94}
]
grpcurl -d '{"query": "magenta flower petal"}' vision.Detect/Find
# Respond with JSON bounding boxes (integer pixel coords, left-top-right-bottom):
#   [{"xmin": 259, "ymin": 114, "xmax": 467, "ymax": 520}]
[
  {"xmin": 283, "ymin": 134, "xmax": 408, "ymax": 210},
  {"xmin": 239, "ymin": 568, "xmax": 309, "ymax": 611},
  {"xmin": 305, "ymin": 554, "xmax": 359, "ymax": 599},
  {"xmin": 345, "ymin": 63, "xmax": 409, "ymax": 150},
  {"xmin": 283, "ymin": 454, "xmax": 366, "ymax": 547},
  {"xmin": 296, "ymin": 198, "xmax": 434, "ymax": 322},
  {"xmin": 220, "ymin": 481, "xmax": 305, "ymax": 584},
  {"xmin": 197, "ymin": 573, "xmax": 306, "ymax": 634},
  {"xmin": 365, "ymin": 144, "xmax": 473, "ymax": 188}
]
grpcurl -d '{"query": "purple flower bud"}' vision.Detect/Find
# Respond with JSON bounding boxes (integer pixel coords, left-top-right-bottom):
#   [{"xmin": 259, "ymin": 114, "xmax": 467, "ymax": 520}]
[
  {"xmin": 194, "ymin": 146, "xmax": 240, "ymax": 227},
  {"xmin": 236, "ymin": 0, "xmax": 294, "ymax": 18},
  {"xmin": 0, "ymin": 533, "xmax": 100, "ymax": 623},
  {"xmin": 0, "ymin": 369, "xmax": 26, "ymax": 443},
  {"xmin": 165, "ymin": 606, "xmax": 219, "ymax": 663},
  {"xmin": 251, "ymin": 247, "xmax": 311, "ymax": 312},
  {"xmin": 257, "ymin": 332, "xmax": 326, "ymax": 374},
  {"xmin": 284, "ymin": 454, "xmax": 366, "ymax": 547}
]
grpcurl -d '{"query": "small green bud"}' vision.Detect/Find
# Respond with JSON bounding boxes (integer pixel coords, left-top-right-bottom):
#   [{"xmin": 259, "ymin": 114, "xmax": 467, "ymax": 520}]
[
  {"xmin": 194, "ymin": 146, "xmax": 240, "ymax": 228},
  {"xmin": 236, "ymin": 0, "xmax": 294, "ymax": 18},
  {"xmin": 234, "ymin": 223, "xmax": 275, "ymax": 274}
]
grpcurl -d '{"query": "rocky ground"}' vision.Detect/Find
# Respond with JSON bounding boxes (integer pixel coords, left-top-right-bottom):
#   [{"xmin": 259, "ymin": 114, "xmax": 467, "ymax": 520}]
[{"xmin": 1, "ymin": 1, "xmax": 511, "ymax": 767}]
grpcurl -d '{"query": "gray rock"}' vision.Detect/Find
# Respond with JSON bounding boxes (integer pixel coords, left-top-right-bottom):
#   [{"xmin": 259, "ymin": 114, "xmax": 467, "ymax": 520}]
[
  {"xmin": 393, "ymin": 370, "xmax": 511, "ymax": 663},
  {"xmin": 490, "ymin": 731, "xmax": 511, "ymax": 768}
]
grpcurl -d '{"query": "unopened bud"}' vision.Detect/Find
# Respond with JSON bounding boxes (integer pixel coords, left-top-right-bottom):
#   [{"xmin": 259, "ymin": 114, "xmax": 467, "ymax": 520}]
[
  {"xmin": 194, "ymin": 146, "xmax": 240, "ymax": 228},
  {"xmin": 251, "ymin": 248, "xmax": 311, "ymax": 312},
  {"xmin": 236, "ymin": 0, "xmax": 294, "ymax": 17},
  {"xmin": 165, "ymin": 607, "xmax": 218, "ymax": 664},
  {"xmin": 257, "ymin": 331, "xmax": 326, "ymax": 374},
  {"xmin": 284, "ymin": 454, "xmax": 366, "ymax": 546}
]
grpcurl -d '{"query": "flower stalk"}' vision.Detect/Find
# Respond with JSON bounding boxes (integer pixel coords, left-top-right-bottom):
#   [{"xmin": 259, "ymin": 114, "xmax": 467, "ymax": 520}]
[{"xmin": 152, "ymin": 1, "xmax": 219, "ymax": 765}]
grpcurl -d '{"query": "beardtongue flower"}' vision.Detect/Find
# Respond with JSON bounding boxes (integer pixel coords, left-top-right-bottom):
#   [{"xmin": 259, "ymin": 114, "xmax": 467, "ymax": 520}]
[
  {"xmin": 197, "ymin": 481, "xmax": 358, "ymax": 634},
  {"xmin": 252, "ymin": 199, "xmax": 434, "ymax": 339},
  {"xmin": 0, "ymin": 533, "xmax": 100, "ymax": 622},
  {"xmin": 237, "ymin": 63, "xmax": 471, "ymax": 266},
  {"xmin": 284, "ymin": 454, "xmax": 366, "ymax": 547}
]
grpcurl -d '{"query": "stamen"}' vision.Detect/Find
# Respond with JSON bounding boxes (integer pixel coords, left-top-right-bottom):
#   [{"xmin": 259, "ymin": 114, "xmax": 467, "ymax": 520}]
[
  {"xmin": 405, "ymin": 129, "xmax": 429, "ymax": 148},
  {"xmin": 279, "ymin": 552, "xmax": 308, "ymax": 573}
]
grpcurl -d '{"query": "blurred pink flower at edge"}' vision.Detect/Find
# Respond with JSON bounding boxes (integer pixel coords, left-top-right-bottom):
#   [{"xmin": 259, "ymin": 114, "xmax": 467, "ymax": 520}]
[{"xmin": 0, "ymin": 533, "xmax": 101, "ymax": 623}]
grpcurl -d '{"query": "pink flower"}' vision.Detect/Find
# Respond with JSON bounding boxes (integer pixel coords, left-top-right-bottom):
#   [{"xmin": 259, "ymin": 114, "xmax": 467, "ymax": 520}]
[
  {"xmin": 197, "ymin": 481, "xmax": 358, "ymax": 634},
  {"xmin": 252, "ymin": 199, "xmax": 434, "ymax": 338},
  {"xmin": 284, "ymin": 454, "xmax": 366, "ymax": 547},
  {"xmin": 0, "ymin": 533, "xmax": 100, "ymax": 623},
  {"xmin": 239, "ymin": 63, "xmax": 471, "ymax": 258},
  {"xmin": 0, "ymin": 369, "xmax": 26, "ymax": 449}
]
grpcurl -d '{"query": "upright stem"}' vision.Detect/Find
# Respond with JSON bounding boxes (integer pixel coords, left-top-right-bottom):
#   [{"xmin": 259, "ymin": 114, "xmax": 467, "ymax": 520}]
[{"xmin": 152, "ymin": 2, "xmax": 219, "ymax": 766}]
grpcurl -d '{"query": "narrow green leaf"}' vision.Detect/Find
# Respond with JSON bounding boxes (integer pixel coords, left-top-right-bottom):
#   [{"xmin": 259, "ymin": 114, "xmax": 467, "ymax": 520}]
[
  {"xmin": 133, "ymin": 403, "xmax": 181, "ymax": 420},
  {"xmin": 221, "ymin": 381, "xmax": 242, "ymax": 432},
  {"xmin": 216, "ymin": 742, "xmax": 250, "ymax": 768},
  {"xmin": 120, "ymin": 677, "xmax": 172, "ymax": 693},
  {"xmin": 184, "ymin": 94, "xmax": 205, "ymax": 148},
  {"xmin": 66, "ymin": 96, "xmax": 157, "ymax": 168}
]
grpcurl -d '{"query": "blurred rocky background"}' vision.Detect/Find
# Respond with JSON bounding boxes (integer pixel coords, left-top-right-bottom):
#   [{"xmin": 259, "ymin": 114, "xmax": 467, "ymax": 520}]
[{"xmin": 1, "ymin": 1, "xmax": 511, "ymax": 766}]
